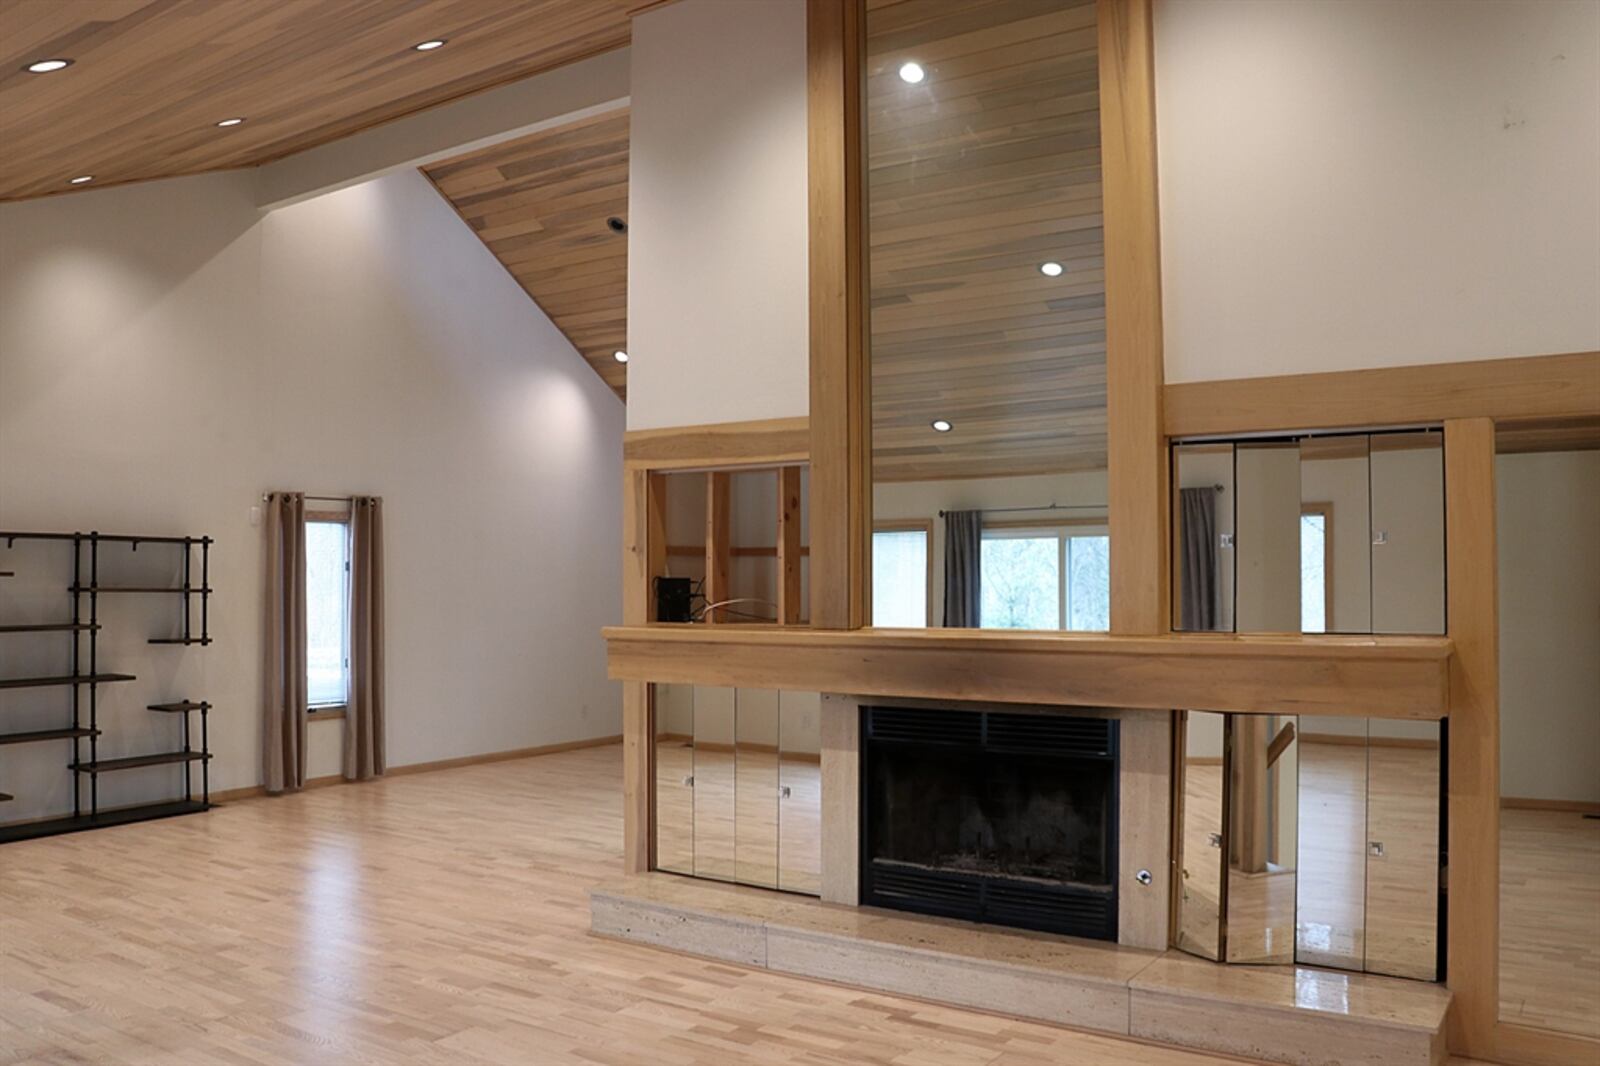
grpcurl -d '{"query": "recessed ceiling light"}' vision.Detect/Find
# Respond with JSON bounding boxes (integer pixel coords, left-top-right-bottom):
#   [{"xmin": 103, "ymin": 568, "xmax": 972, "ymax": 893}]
[
  {"xmin": 69, "ymin": 175, "xmax": 94, "ymax": 185},
  {"xmin": 1039, "ymin": 261, "xmax": 1064, "ymax": 277},
  {"xmin": 613, "ymin": 350, "xmax": 629, "ymax": 364},
  {"xmin": 931, "ymin": 419, "xmax": 953, "ymax": 433},
  {"xmin": 25, "ymin": 58, "xmax": 73, "ymax": 74},
  {"xmin": 413, "ymin": 39, "xmax": 447, "ymax": 52},
  {"xmin": 215, "ymin": 117, "xmax": 245, "ymax": 127},
  {"xmin": 898, "ymin": 61, "xmax": 925, "ymax": 84}
]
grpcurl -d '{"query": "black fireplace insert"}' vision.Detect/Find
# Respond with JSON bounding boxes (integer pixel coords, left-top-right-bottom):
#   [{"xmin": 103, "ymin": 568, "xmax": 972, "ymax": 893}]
[{"xmin": 861, "ymin": 706, "xmax": 1118, "ymax": 940}]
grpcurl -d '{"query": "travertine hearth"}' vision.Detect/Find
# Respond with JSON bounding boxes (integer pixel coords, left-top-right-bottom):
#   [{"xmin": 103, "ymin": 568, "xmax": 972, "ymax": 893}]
[{"xmin": 590, "ymin": 873, "xmax": 1451, "ymax": 1066}]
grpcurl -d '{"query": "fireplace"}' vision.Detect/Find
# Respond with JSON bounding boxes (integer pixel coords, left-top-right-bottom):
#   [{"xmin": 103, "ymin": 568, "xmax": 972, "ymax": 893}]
[{"xmin": 861, "ymin": 706, "xmax": 1118, "ymax": 940}]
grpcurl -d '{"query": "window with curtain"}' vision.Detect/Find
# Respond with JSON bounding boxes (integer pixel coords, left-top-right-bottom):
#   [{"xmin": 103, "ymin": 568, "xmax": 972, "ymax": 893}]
[
  {"xmin": 980, "ymin": 527, "xmax": 1109, "ymax": 631},
  {"xmin": 305, "ymin": 518, "xmax": 351, "ymax": 708},
  {"xmin": 872, "ymin": 527, "xmax": 930, "ymax": 627}
]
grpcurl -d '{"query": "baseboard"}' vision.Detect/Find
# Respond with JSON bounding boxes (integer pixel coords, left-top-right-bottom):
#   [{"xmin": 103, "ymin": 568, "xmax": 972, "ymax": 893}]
[
  {"xmin": 209, "ymin": 734, "xmax": 623, "ymax": 804},
  {"xmin": 1500, "ymin": 796, "xmax": 1600, "ymax": 815},
  {"xmin": 1299, "ymin": 733, "xmax": 1440, "ymax": 750}
]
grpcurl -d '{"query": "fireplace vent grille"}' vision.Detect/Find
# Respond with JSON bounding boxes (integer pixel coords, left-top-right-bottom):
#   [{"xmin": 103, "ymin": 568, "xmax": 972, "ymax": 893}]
[{"xmin": 866, "ymin": 707, "xmax": 1115, "ymax": 759}]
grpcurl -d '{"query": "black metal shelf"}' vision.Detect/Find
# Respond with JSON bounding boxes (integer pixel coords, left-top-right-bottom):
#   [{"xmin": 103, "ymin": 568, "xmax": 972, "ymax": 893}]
[
  {"xmin": 0, "ymin": 673, "xmax": 136, "ymax": 690},
  {"xmin": 0, "ymin": 792, "xmax": 12, "ymax": 803},
  {"xmin": 148, "ymin": 701, "xmax": 209, "ymax": 714},
  {"xmin": 0, "ymin": 727, "xmax": 100, "ymax": 746},
  {"xmin": 70, "ymin": 750, "xmax": 212, "ymax": 774},
  {"xmin": 0, "ymin": 800, "xmax": 211, "ymax": 844},
  {"xmin": 69, "ymin": 586, "xmax": 213, "ymax": 595},
  {"xmin": 1, "ymin": 528, "xmax": 215, "ymax": 839}
]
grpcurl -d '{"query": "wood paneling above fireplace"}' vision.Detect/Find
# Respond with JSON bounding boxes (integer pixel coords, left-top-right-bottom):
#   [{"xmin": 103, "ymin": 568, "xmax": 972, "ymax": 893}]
[{"xmin": 603, "ymin": 626, "xmax": 1452, "ymax": 719}]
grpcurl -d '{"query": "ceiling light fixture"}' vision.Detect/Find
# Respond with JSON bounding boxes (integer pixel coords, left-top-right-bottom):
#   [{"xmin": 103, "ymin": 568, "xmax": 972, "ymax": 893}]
[
  {"xmin": 931, "ymin": 419, "xmax": 953, "ymax": 433},
  {"xmin": 69, "ymin": 175, "xmax": 94, "ymax": 185},
  {"xmin": 898, "ymin": 61, "xmax": 925, "ymax": 84},
  {"xmin": 215, "ymin": 117, "xmax": 245, "ymax": 127},
  {"xmin": 613, "ymin": 350, "xmax": 629, "ymax": 364},
  {"xmin": 25, "ymin": 58, "xmax": 73, "ymax": 73},
  {"xmin": 1039, "ymin": 261, "xmax": 1064, "ymax": 277},
  {"xmin": 413, "ymin": 39, "xmax": 447, "ymax": 52}
]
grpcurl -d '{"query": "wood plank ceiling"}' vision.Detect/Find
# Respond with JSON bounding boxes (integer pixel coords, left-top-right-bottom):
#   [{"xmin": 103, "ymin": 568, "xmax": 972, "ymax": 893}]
[
  {"xmin": 866, "ymin": 0, "xmax": 1106, "ymax": 482},
  {"xmin": 424, "ymin": 112, "xmax": 630, "ymax": 398},
  {"xmin": 0, "ymin": 0, "xmax": 634, "ymax": 202}
]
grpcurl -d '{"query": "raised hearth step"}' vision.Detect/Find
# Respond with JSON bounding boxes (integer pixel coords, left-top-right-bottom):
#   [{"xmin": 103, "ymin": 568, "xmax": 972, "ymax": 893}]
[{"xmin": 589, "ymin": 873, "xmax": 1451, "ymax": 1066}]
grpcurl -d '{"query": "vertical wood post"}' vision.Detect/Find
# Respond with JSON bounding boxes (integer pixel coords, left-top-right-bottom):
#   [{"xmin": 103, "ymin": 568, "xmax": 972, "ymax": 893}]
[{"xmin": 777, "ymin": 466, "xmax": 804, "ymax": 624}]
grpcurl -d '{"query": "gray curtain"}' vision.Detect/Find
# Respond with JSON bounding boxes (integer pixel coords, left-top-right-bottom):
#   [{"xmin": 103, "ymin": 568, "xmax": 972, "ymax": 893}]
[
  {"xmin": 345, "ymin": 496, "xmax": 386, "ymax": 781},
  {"xmin": 1179, "ymin": 487, "xmax": 1219, "ymax": 631},
  {"xmin": 263, "ymin": 492, "xmax": 307, "ymax": 793},
  {"xmin": 942, "ymin": 510, "xmax": 982, "ymax": 627}
]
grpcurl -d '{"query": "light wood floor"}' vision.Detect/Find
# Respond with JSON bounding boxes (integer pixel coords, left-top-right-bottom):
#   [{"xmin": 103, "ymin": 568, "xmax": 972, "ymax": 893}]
[
  {"xmin": 3, "ymin": 744, "xmax": 1261, "ymax": 1066},
  {"xmin": 1499, "ymin": 806, "xmax": 1600, "ymax": 1039}
]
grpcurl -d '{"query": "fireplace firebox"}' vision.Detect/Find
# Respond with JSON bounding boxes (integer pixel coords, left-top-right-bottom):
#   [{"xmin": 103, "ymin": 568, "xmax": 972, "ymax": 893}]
[{"xmin": 861, "ymin": 707, "xmax": 1118, "ymax": 940}]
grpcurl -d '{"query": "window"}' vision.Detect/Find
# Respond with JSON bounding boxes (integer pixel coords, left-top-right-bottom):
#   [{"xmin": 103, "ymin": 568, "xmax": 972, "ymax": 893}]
[
  {"xmin": 1300, "ymin": 507, "xmax": 1329, "ymax": 634},
  {"xmin": 306, "ymin": 518, "xmax": 351, "ymax": 708},
  {"xmin": 872, "ymin": 525, "xmax": 930, "ymax": 627},
  {"xmin": 980, "ymin": 527, "xmax": 1109, "ymax": 631}
]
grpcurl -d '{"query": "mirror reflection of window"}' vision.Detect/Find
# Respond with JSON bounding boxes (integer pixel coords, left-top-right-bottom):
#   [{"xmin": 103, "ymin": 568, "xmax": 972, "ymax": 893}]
[
  {"xmin": 1299, "ymin": 510, "xmax": 1328, "ymax": 634},
  {"xmin": 979, "ymin": 527, "xmax": 1108, "ymax": 632},
  {"xmin": 871, "ymin": 526, "xmax": 929, "ymax": 628}
]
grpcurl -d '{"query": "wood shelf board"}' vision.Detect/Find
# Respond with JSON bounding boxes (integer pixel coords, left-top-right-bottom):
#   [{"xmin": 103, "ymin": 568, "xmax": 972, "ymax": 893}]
[
  {"xmin": 0, "ymin": 673, "xmax": 137, "ymax": 690},
  {"xmin": 603, "ymin": 626, "xmax": 1451, "ymax": 719}
]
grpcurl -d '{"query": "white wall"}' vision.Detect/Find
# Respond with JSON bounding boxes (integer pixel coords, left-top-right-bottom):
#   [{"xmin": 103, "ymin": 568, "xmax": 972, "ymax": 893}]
[
  {"xmin": 1155, "ymin": 0, "xmax": 1600, "ymax": 383},
  {"xmin": 626, "ymin": 0, "xmax": 810, "ymax": 430},
  {"xmin": 1498, "ymin": 450, "xmax": 1600, "ymax": 803},
  {"xmin": 0, "ymin": 168, "xmax": 624, "ymax": 821}
]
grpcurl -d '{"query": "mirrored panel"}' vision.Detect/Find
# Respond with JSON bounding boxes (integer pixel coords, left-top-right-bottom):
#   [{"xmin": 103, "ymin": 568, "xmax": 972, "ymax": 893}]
[
  {"xmin": 1370, "ymin": 431, "xmax": 1444, "ymax": 634},
  {"xmin": 1295, "ymin": 715, "xmax": 1367, "ymax": 970},
  {"xmin": 1225, "ymin": 715, "xmax": 1297, "ymax": 964},
  {"xmin": 1363, "ymin": 719, "xmax": 1441, "ymax": 980},
  {"xmin": 1496, "ymin": 435, "xmax": 1600, "ymax": 1037},
  {"xmin": 778, "ymin": 690, "xmax": 823, "ymax": 895},
  {"xmin": 1235, "ymin": 442, "xmax": 1301, "ymax": 633},
  {"xmin": 1176, "ymin": 711, "xmax": 1227, "ymax": 960},
  {"xmin": 654, "ymin": 683, "xmax": 696, "ymax": 875},
  {"xmin": 734, "ymin": 688, "xmax": 780, "ymax": 889},
  {"xmin": 1299, "ymin": 435, "xmax": 1370, "ymax": 634},
  {"xmin": 865, "ymin": 0, "xmax": 1110, "ymax": 631},
  {"xmin": 691, "ymin": 685, "xmax": 736, "ymax": 882},
  {"xmin": 1173, "ymin": 443, "xmax": 1234, "ymax": 632}
]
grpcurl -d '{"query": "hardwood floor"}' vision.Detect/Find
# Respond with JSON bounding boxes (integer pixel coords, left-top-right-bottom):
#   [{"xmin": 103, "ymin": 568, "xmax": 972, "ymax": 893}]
[
  {"xmin": 1499, "ymin": 806, "xmax": 1600, "ymax": 1039},
  {"xmin": 2, "ymin": 744, "xmax": 1254, "ymax": 1065}
]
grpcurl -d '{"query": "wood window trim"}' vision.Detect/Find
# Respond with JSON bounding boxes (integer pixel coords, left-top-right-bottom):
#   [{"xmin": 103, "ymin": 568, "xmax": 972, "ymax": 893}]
[
  {"xmin": 872, "ymin": 519, "xmax": 934, "ymax": 627},
  {"xmin": 305, "ymin": 509, "xmax": 349, "ymax": 524},
  {"xmin": 307, "ymin": 705, "xmax": 347, "ymax": 720}
]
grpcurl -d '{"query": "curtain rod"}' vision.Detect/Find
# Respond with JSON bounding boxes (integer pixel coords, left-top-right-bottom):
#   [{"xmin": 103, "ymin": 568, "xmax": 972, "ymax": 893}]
[{"xmin": 936, "ymin": 485, "xmax": 1222, "ymax": 518}]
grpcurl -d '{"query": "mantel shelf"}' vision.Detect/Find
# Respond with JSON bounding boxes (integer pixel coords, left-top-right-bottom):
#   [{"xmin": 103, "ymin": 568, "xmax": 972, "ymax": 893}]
[{"xmin": 603, "ymin": 625, "xmax": 1453, "ymax": 720}]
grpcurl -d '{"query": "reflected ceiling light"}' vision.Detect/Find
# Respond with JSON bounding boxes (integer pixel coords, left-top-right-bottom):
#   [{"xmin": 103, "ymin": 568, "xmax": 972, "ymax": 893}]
[
  {"xmin": 1039, "ymin": 261, "xmax": 1064, "ymax": 277},
  {"xmin": 931, "ymin": 419, "xmax": 953, "ymax": 433},
  {"xmin": 69, "ymin": 175, "xmax": 94, "ymax": 185},
  {"xmin": 413, "ymin": 39, "xmax": 447, "ymax": 51},
  {"xmin": 26, "ymin": 58, "xmax": 73, "ymax": 73},
  {"xmin": 215, "ymin": 117, "xmax": 245, "ymax": 127},
  {"xmin": 613, "ymin": 350, "xmax": 629, "ymax": 364},
  {"xmin": 898, "ymin": 61, "xmax": 925, "ymax": 84}
]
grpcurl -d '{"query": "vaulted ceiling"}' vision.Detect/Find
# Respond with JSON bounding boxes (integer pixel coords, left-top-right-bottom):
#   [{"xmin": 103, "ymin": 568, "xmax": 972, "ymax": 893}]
[
  {"xmin": 423, "ymin": 112, "xmax": 630, "ymax": 399},
  {"xmin": 0, "ymin": 0, "xmax": 634, "ymax": 201},
  {"xmin": 866, "ymin": 0, "xmax": 1106, "ymax": 483}
]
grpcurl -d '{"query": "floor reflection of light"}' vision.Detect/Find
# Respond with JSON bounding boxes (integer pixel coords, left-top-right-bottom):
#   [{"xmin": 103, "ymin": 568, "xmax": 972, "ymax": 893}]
[
  {"xmin": 1300, "ymin": 920, "xmax": 1334, "ymax": 952},
  {"xmin": 303, "ymin": 842, "xmax": 363, "ymax": 1016},
  {"xmin": 1295, "ymin": 967, "xmax": 1351, "ymax": 1015}
]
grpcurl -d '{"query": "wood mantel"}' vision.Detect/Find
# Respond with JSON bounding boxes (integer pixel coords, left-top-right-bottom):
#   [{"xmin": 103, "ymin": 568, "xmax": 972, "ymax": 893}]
[{"xmin": 603, "ymin": 626, "xmax": 1453, "ymax": 719}]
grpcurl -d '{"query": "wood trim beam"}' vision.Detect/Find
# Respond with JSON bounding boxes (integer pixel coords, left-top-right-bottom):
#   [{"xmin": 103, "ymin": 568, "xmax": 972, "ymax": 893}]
[
  {"xmin": 1444, "ymin": 417, "xmax": 1497, "ymax": 1055},
  {"xmin": 1099, "ymin": 0, "xmax": 1168, "ymax": 636},
  {"xmin": 807, "ymin": 0, "xmax": 870, "ymax": 630},
  {"xmin": 1165, "ymin": 351, "xmax": 1600, "ymax": 439},
  {"xmin": 777, "ymin": 466, "xmax": 804, "ymax": 624},
  {"xmin": 620, "ymin": 466, "xmax": 655, "ymax": 874},
  {"xmin": 623, "ymin": 416, "xmax": 810, "ymax": 469},
  {"xmin": 605, "ymin": 626, "xmax": 1451, "ymax": 720},
  {"xmin": 704, "ymin": 472, "xmax": 731, "ymax": 622}
]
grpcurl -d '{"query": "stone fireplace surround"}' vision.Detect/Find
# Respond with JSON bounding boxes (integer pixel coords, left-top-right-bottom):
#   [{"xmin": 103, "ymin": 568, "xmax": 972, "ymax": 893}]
[{"xmin": 590, "ymin": 694, "xmax": 1453, "ymax": 1066}]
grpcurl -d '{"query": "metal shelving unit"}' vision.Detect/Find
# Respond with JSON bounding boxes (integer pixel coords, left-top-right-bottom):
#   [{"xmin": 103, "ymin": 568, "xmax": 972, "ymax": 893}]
[{"xmin": 0, "ymin": 530, "xmax": 215, "ymax": 843}]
